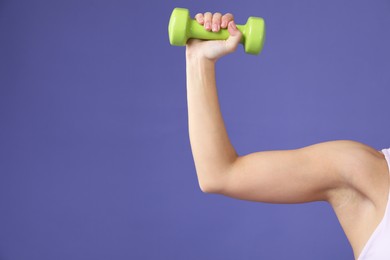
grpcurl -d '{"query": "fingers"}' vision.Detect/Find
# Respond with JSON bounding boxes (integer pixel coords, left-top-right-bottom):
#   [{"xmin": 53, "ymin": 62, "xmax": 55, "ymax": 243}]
[
  {"xmin": 221, "ymin": 13, "xmax": 234, "ymax": 29},
  {"xmin": 194, "ymin": 13, "xmax": 204, "ymax": 25},
  {"xmin": 195, "ymin": 12, "xmax": 235, "ymax": 32},
  {"xmin": 225, "ymin": 21, "xmax": 242, "ymax": 53},
  {"xmin": 227, "ymin": 21, "xmax": 241, "ymax": 37},
  {"xmin": 203, "ymin": 12, "xmax": 212, "ymax": 31},
  {"xmin": 211, "ymin": 13, "xmax": 222, "ymax": 32}
]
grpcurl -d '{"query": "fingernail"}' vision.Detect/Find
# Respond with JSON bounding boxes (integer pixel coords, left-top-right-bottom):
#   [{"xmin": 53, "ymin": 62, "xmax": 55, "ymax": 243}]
[
  {"xmin": 205, "ymin": 21, "xmax": 211, "ymax": 30},
  {"xmin": 222, "ymin": 21, "xmax": 227, "ymax": 27},
  {"xmin": 230, "ymin": 21, "xmax": 237, "ymax": 30},
  {"xmin": 212, "ymin": 24, "xmax": 218, "ymax": 32}
]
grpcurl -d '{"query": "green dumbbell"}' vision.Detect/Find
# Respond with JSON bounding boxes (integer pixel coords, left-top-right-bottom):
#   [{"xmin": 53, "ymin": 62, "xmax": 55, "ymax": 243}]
[{"xmin": 168, "ymin": 8, "xmax": 265, "ymax": 55}]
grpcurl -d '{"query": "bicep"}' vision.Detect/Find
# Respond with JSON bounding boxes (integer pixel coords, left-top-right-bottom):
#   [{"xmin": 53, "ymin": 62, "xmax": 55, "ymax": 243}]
[{"xmin": 220, "ymin": 140, "xmax": 373, "ymax": 204}]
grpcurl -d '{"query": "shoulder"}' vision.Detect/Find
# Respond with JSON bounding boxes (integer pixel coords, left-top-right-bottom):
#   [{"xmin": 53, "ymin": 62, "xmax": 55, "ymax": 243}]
[
  {"xmin": 318, "ymin": 140, "xmax": 389, "ymax": 257},
  {"xmin": 324, "ymin": 140, "xmax": 388, "ymax": 202},
  {"xmin": 304, "ymin": 140, "xmax": 388, "ymax": 203}
]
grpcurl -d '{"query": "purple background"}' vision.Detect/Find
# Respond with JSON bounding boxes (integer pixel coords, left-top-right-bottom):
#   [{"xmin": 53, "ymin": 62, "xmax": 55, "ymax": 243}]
[{"xmin": 1, "ymin": 0, "xmax": 389, "ymax": 259}]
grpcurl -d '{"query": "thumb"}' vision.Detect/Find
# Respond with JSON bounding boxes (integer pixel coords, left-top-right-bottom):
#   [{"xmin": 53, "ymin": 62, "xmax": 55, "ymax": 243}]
[{"xmin": 225, "ymin": 21, "xmax": 242, "ymax": 53}]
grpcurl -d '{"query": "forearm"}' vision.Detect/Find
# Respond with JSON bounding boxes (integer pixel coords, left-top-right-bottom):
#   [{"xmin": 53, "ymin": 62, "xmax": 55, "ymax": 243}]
[{"xmin": 186, "ymin": 54, "xmax": 238, "ymax": 192}]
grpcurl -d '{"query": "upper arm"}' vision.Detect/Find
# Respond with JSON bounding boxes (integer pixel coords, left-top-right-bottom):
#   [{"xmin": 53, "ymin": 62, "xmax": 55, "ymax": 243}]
[{"xmin": 219, "ymin": 140, "xmax": 386, "ymax": 204}]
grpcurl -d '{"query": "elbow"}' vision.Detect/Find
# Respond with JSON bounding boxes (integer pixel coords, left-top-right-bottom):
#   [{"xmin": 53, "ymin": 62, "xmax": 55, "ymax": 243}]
[
  {"xmin": 198, "ymin": 180, "xmax": 218, "ymax": 194},
  {"xmin": 197, "ymin": 172, "xmax": 228, "ymax": 194}
]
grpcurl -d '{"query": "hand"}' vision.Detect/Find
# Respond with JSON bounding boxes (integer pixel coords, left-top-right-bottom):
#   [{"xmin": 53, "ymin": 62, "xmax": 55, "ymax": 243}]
[{"xmin": 186, "ymin": 12, "xmax": 242, "ymax": 62}]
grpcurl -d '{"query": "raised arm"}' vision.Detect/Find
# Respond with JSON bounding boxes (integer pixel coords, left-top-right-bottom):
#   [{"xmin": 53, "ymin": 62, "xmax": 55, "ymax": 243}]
[
  {"xmin": 185, "ymin": 12, "xmax": 387, "ymax": 205},
  {"xmin": 186, "ymin": 12, "xmax": 241, "ymax": 193},
  {"xmin": 185, "ymin": 11, "xmax": 390, "ymax": 259}
]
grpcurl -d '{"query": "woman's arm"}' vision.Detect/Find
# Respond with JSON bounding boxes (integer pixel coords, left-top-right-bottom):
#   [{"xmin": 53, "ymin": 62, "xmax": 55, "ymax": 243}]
[
  {"xmin": 186, "ymin": 56, "xmax": 237, "ymax": 193},
  {"xmin": 185, "ymin": 13, "xmax": 242, "ymax": 193},
  {"xmin": 185, "ymin": 12, "xmax": 387, "ymax": 204},
  {"xmin": 223, "ymin": 140, "xmax": 386, "ymax": 204},
  {"xmin": 185, "ymin": 12, "xmax": 389, "ymax": 258}
]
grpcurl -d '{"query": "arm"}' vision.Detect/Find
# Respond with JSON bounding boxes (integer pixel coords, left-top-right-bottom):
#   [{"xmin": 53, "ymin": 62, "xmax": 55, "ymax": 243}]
[
  {"xmin": 223, "ymin": 140, "xmax": 385, "ymax": 204},
  {"xmin": 185, "ymin": 12, "xmax": 390, "ymax": 259},
  {"xmin": 186, "ymin": 13, "xmax": 241, "ymax": 193},
  {"xmin": 186, "ymin": 13, "xmax": 387, "ymax": 205},
  {"xmin": 186, "ymin": 56, "xmax": 237, "ymax": 193}
]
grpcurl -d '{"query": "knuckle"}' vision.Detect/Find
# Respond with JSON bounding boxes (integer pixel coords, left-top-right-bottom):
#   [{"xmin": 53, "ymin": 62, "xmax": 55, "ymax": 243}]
[
  {"xmin": 195, "ymin": 13, "xmax": 203, "ymax": 22},
  {"xmin": 212, "ymin": 15, "xmax": 221, "ymax": 22},
  {"xmin": 224, "ymin": 13, "xmax": 234, "ymax": 19}
]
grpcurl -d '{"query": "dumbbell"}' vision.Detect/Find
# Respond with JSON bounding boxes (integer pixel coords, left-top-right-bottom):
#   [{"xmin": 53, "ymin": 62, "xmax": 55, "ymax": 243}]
[{"xmin": 168, "ymin": 8, "xmax": 265, "ymax": 55}]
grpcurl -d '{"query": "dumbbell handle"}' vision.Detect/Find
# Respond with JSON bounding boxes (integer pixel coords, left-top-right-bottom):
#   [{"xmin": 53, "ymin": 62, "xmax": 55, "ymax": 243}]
[{"xmin": 189, "ymin": 19, "xmax": 245, "ymax": 43}]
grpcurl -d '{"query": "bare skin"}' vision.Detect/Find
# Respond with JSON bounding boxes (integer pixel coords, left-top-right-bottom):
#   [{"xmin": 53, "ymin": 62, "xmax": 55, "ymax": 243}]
[{"xmin": 186, "ymin": 12, "xmax": 390, "ymax": 259}]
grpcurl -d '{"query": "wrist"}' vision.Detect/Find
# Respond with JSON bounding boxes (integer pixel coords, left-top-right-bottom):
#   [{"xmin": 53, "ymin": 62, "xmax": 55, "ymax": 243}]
[
  {"xmin": 186, "ymin": 48, "xmax": 217, "ymax": 65},
  {"xmin": 186, "ymin": 52, "xmax": 216, "ymax": 68},
  {"xmin": 186, "ymin": 51, "xmax": 216, "ymax": 91}
]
